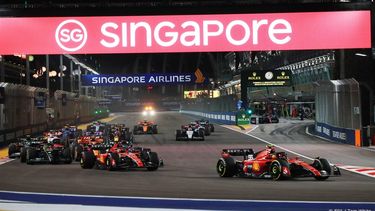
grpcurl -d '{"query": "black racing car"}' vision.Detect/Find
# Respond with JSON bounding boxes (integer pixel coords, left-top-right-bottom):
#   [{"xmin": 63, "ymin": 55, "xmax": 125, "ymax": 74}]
[
  {"xmin": 23, "ymin": 137, "xmax": 72, "ymax": 164},
  {"xmin": 8, "ymin": 136, "xmax": 46, "ymax": 159}
]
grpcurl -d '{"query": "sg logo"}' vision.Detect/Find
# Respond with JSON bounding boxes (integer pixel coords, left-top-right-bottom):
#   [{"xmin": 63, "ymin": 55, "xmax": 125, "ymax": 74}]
[{"xmin": 55, "ymin": 19, "xmax": 88, "ymax": 52}]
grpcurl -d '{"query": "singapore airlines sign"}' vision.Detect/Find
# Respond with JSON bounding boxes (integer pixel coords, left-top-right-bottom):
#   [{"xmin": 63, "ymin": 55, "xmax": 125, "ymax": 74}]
[
  {"xmin": 0, "ymin": 11, "xmax": 371, "ymax": 54},
  {"xmin": 82, "ymin": 69, "xmax": 207, "ymax": 86}
]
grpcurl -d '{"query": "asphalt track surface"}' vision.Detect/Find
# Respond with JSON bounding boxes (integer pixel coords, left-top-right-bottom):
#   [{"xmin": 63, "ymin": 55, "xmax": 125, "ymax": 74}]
[{"xmin": 0, "ymin": 112, "xmax": 374, "ymax": 202}]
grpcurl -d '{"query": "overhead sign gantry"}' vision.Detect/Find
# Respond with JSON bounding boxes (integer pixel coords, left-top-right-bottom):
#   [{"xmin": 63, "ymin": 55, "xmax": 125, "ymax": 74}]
[{"xmin": 0, "ymin": 11, "xmax": 371, "ymax": 55}]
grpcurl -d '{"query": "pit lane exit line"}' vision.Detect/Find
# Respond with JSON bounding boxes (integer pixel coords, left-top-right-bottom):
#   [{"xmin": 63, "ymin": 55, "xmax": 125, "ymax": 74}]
[{"xmin": 220, "ymin": 125, "xmax": 314, "ymax": 161}]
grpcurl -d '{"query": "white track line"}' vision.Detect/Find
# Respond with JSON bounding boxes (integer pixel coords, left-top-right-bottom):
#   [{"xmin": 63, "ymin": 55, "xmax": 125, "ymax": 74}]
[
  {"xmin": 0, "ymin": 190, "xmax": 375, "ymax": 205},
  {"xmin": 247, "ymin": 125, "xmax": 259, "ymax": 133},
  {"xmin": 0, "ymin": 158, "xmax": 14, "ymax": 165},
  {"xmin": 220, "ymin": 125, "xmax": 314, "ymax": 161}
]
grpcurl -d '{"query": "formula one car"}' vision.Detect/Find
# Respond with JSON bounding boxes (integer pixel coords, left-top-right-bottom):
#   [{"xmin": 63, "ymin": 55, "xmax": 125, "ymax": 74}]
[
  {"xmin": 70, "ymin": 132, "xmax": 106, "ymax": 161},
  {"xmin": 59, "ymin": 125, "xmax": 83, "ymax": 139},
  {"xmin": 216, "ymin": 145, "xmax": 341, "ymax": 180},
  {"xmin": 108, "ymin": 124, "xmax": 133, "ymax": 142},
  {"xmin": 176, "ymin": 123, "xmax": 205, "ymax": 141},
  {"xmin": 80, "ymin": 142, "xmax": 162, "ymax": 171},
  {"xmin": 133, "ymin": 120, "xmax": 158, "ymax": 134},
  {"xmin": 86, "ymin": 121, "xmax": 109, "ymax": 135},
  {"xmin": 23, "ymin": 137, "xmax": 72, "ymax": 164},
  {"xmin": 8, "ymin": 135, "xmax": 47, "ymax": 159},
  {"xmin": 251, "ymin": 114, "xmax": 279, "ymax": 124},
  {"xmin": 194, "ymin": 120, "xmax": 213, "ymax": 136},
  {"xmin": 196, "ymin": 119, "xmax": 215, "ymax": 133}
]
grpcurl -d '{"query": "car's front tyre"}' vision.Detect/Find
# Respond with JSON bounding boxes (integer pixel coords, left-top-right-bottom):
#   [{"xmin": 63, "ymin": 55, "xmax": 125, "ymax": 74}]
[{"xmin": 217, "ymin": 157, "xmax": 236, "ymax": 177}]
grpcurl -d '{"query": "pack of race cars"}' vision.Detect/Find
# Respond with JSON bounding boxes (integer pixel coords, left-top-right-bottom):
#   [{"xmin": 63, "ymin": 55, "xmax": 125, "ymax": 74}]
[
  {"xmin": 8, "ymin": 121, "xmax": 163, "ymax": 171},
  {"xmin": 7, "ymin": 118, "xmax": 340, "ymax": 181}
]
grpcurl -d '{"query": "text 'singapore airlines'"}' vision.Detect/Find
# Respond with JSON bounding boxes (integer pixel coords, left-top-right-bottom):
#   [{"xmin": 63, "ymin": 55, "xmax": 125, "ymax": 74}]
[{"xmin": 0, "ymin": 11, "xmax": 371, "ymax": 54}]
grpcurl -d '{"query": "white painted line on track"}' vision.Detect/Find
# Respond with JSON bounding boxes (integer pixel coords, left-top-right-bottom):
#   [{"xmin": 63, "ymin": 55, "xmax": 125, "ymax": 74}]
[
  {"xmin": 0, "ymin": 157, "xmax": 14, "ymax": 165},
  {"xmin": 220, "ymin": 125, "xmax": 314, "ymax": 161},
  {"xmin": 1, "ymin": 190, "xmax": 375, "ymax": 205},
  {"xmin": 247, "ymin": 125, "xmax": 259, "ymax": 133},
  {"xmin": 0, "ymin": 203, "xmax": 196, "ymax": 211}
]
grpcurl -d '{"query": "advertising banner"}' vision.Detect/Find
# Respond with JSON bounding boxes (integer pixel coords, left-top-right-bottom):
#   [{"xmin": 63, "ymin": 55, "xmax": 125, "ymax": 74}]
[
  {"xmin": 82, "ymin": 70, "xmax": 207, "ymax": 86},
  {"xmin": 0, "ymin": 11, "xmax": 371, "ymax": 55},
  {"xmin": 34, "ymin": 92, "xmax": 46, "ymax": 109},
  {"xmin": 236, "ymin": 111, "xmax": 250, "ymax": 126},
  {"xmin": 315, "ymin": 122, "xmax": 357, "ymax": 145},
  {"xmin": 246, "ymin": 69, "xmax": 291, "ymax": 87}
]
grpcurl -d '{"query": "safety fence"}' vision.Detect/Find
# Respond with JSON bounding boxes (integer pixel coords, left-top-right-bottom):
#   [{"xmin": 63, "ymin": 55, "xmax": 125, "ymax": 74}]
[
  {"xmin": 180, "ymin": 110, "xmax": 236, "ymax": 125},
  {"xmin": 314, "ymin": 79, "xmax": 362, "ymax": 146},
  {"xmin": 181, "ymin": 94, "xmax": 238, "ymax": 113},
  {"xmin": 0, "ymin": 83, "xmax": 107, "ymax": 147}
]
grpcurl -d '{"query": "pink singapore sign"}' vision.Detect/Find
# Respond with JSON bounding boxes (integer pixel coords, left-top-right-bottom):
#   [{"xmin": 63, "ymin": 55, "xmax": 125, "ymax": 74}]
[{"xmin": 0, "ymin": 11, "xmax": 371, "ymax": 55}]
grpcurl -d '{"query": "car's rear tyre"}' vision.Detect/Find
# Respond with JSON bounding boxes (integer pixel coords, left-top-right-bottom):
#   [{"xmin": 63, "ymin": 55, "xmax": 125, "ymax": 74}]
[
  {"xmin": 70, "ymin": 143, "xmax": 76, "ymax": 160},
  {"xmin": 147, "ymin": 152, "xmax": 159, "ymax": 171},
  {"xmin": 106, "ymin": 153, "xmax": 119, "ymax": 171},
  {"xmin": 176, "ymin": 130, "xmax": 182, "ymax": 141},
  {"xmin": 80, "ymin": 151, "xmax": 95, "ymax": 169},
  {"xmin": 133, "ymin": 126, "xmax": 139, "ymax": 135},
  {"xmin": 26, "ymin": 148, "xmax": 37, "ymax": 165},
  {"xmin": 270, "ymin": 159, "xmax": 289, "ymax": 180},
  {"xmin": 20, "ymin": 147, "xmax": 26, "ymax": 163},
  {"xmin": 204, "ymin": 127, "xmax": 211, "ymax": 136},
  {"xmin": 50, "ymin": 150, "xmax": 59, "ymax": 164},
  {"xmin": 210, "ymin": 124, "xmax": 215, "ymax": 132},
  {"xmin": 8, "ymin": 143, "xmax": 17, "ymax": 158},
  {"xmin": 63, "ymin": 148, "xmax": 72, "ymax": 164},
  {"xmin": 199, "ymin": 129, "xmax": 205, "ymax": 141},
  {"xmin": 152, "ymin": 126, "xmax": 158, "ymax": 134},
  {"xmin": 217, "ymin": 157, "xmax": 236, "ymax": 177},
  {"xmin": 74, "ymin": 144, "xmax": 83, "ymax": 161},
  {"xmin": 313, "ymin": 158, "xmax": 331, "ymax": 181}
]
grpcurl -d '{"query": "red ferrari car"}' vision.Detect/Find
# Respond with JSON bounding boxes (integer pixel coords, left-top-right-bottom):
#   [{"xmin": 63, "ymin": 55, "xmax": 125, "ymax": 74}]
[
  {"xmin": 71, "ymin": 134, "xmax": 106, "ymax": 161},
  {"xmin": 216, "ymin": 145, "xmax": 340, "ymax": 180},
  {"xmin": 80, "ymin": 142, "xmax": 162, "ymax": 171}
]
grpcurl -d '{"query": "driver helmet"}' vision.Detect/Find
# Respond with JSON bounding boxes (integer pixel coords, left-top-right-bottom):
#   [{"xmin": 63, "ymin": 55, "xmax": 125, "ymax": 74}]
[{"xmin": 266, "ymin": 144, "xmax": 276, "ymax": 153}]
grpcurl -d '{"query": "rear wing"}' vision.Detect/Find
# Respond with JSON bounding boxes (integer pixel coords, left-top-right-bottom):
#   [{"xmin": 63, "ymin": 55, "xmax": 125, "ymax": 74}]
[{"xmin": 222, "ymin": 149, "xmax": 254, "ymax": 157}]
